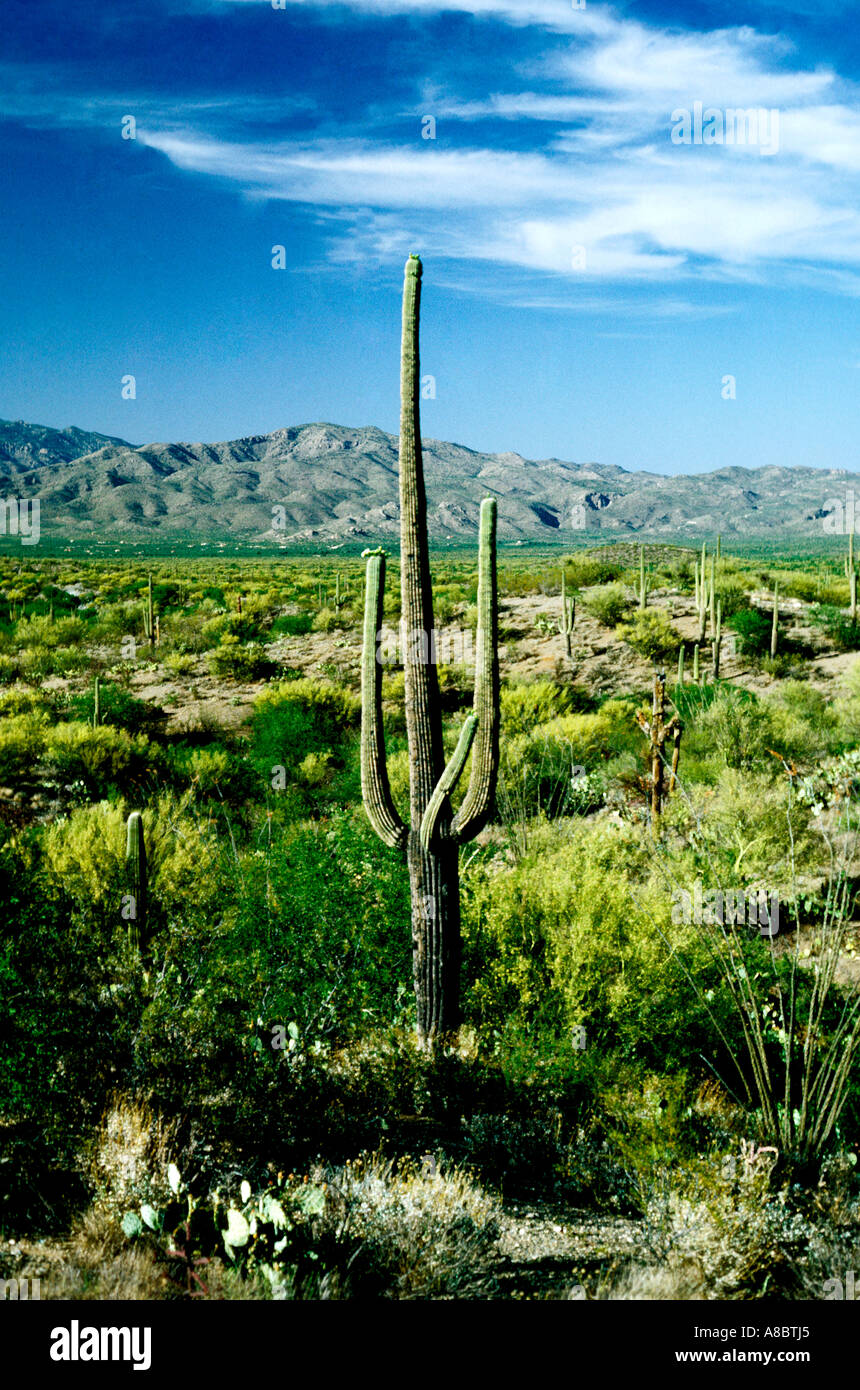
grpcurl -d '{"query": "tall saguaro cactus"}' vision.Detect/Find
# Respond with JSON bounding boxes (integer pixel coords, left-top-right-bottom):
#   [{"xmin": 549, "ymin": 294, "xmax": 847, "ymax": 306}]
[
  {"xmin": 361, "ymin": 255, "xmax": 500, "ymax": 1046},
  {"xmin": 125, "ymin": 811, "xmax": 147, "ymax": 954}
]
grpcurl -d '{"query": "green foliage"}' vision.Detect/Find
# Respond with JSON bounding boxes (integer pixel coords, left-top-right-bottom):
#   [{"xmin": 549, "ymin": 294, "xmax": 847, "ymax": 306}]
[
  {"xmin": 810, "ymin": 604, "xmax": 860, "ymax": 653},
  {"xmin": 615, "ymin": 608, "xmax": 680, "ymax": 661},
  {"xmin": 500, "ymin": 679, "xmax": 581, "ymax": 736},
  {"xmin": 583, "ymin": 582, "xmax": 628, "ymax": 627},
  {"xmin": 726, "ymin": 606, "xmax": 772, "ymax": 656},
  {"xmin": 65, "ymin": 681, "xmax": 151, "ymax": 734},
  {"xmin": 207, "ymin": 636, "xmax": 276, "ymax": 680}
]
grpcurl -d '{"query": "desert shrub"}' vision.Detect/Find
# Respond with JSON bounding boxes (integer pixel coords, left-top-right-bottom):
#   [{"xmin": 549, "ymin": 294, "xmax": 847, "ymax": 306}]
[
  {"xmin": 207, "ymin": 637, "xmax": 276, "ymax": 680},
  {"xmin": 200, "ymin": 613, "xmax": 260, "ymax": 647},
  {"xmin": 65, "ymin": 682, "xmax": 151, "ymax": 734},
  {"xmin": 810, "ymin": 604, "xmax": 860, "ymax": 653},
  {"xmin": 500, "ymin": 679, "xmax": 581, "ymax": 736},
  {"xmin": 312, "ymin": 606, "xmax": 350, "ymax": 633},
  {"xmin": 562, "ymin": 555, "xmax": 623, "ymax": 587},
  {"xmin": 167, "ymin": 745, "xmax": 238, "ymax": 796},
  {"xmin": 583, "ymin": 582, "xmax": 628, "ymax": 627},
  {"xmin": 133, "ymin": 812, "xmax": 412, "ymax": 1141},
  {"xmin": 615, "ymin": 609, "xmax": 680, "ymax": 661},
  {"xmin": 321, "ymin": 1153, "xmax": 500, "ymax": 1299},
  {"xmin": 712, "ymin": 576, "xmax": 749, "ymax": 618},
  {"xmin": 163, "ymin": 652, "xmax": 196, "ymax": 676},
  {"xmin": 270, "ymin": 613, "xmax": 313, "ymax": 638},
  {"xmin": 39, "ymin": 795, "xmax": 222, "ymax": 931},
  {"xmin": 663, "ymin": 767, "xmax": 812, "ymax": 887},
  {"xmin": 251, "ymin": 680, "xmax": 360, "ymax": 792},
  {"xmin": 0, "ymin": 711, "xmax": 51, "ymax": 780},
  {"xmin": 764, "ymin": 683, "xmax": 841, "ymax": 762},
  {"xmin": 684, "ymin": 686, "xmax": 777, "ymax": 773},
  {"xmin": 728, "ymin": 606, "xmax": 773, "ymax": 657},
  {"xmin": 497, "ymin": 699, "xmax": 639, "ymax": 844},
  {"xmin": 82, "ymin": 1097, "xmax": 177, "ymax": 1218},
  {"xmin": 38, "ymin": 722, "xmax": 156, "ymax": 797},
  {"xmin": 463, "ymin": 820, "xmax": 734, "ymax": 1072}
]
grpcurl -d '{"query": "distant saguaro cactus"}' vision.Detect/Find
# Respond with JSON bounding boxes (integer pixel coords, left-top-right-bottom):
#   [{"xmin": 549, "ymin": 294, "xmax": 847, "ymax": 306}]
[
  {"xmin": 93, "ymin": 675, "xmax": 101, "ymax": 729},
  {"xmin": 125, "ymin": 811, "xmax": 147, "ymax": 953},
  {"xmin": 559, "ymin": 572, "xmax": 575, "ymax": 657},
  {"xmin": 360, "ymin": 255, "xmax": 500, "ymax": 1046},
  {"xmin": 771, "ymin": 584, "xmax": 779, "ymax": 660},
  {"xmin": 638, "ymin": 545, "xmax": 648, "ymax": 611},
  {"xmin": 143, "ymin": 575, "xmax": 155, "ymax": 649}
]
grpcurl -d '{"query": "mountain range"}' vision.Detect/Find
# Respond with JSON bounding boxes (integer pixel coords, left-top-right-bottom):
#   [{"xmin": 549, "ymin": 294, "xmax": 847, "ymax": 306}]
[{"xmin": 0, "ymin": 417, "xmax": 853, "ymax": 545}]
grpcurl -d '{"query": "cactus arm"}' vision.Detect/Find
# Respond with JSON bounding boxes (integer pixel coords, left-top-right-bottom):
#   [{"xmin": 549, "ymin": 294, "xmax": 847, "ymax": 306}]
[
  {"xmin": 360, "ymin": 551, "xmax": 408, "ymax": 851},
  {"xmin": 451, "ymin": 496, "xmax": 500, "ymax": 844},
  {"xmin": 419, "ymin": 714, "xmax": 478, "ymax": 852}
]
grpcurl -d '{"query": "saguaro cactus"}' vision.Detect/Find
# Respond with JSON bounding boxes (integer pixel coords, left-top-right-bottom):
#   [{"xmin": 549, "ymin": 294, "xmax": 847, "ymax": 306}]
[
  {"xmin": 361, "ymin": 255, "xmax": 500, "ymax": 1046},
  {"xmin": 771, "ymin": 584, "xmax": 779, "ymax": 659},
  {"xmin": 559, "ymin": 572, "xmax": 575, "ymax": 657},
  {"xmin": 712, "ymin": 599, "xmax": 723, "ymax": 680},
  {"xmin": 143, "ymin": 575, "xmax": 155, "ymax": 649},
  {"xmin": 125, "ymin": 811, "xmax": 147, "ymax": 953},
  {"xmin": 636, "ymin": 671, "xmax": 682, "ymax": 836},
  {"xmin": 93, "ymin": 675, "xmax": 100, "ymax": 729},
  {"xmin": 638, "ymin": 545, "xmax": 648, "ymax": 611}
]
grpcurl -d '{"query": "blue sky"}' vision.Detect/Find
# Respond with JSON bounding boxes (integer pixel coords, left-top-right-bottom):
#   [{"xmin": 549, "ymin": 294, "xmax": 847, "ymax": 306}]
[{"xmin": 0, "ymin": 0, "xmax": 858, "ymax": 474}]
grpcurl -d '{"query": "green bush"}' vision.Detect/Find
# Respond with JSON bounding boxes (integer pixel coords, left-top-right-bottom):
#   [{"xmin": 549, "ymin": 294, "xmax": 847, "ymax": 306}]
[
  {"xmin": 727, "ymin": 607, "xmax": 773, "ymax": 657},
  {"xmin": 207, "ymin": 637, "xmax": 276, "ymax": 680},
  {"xmin": 615, "ymin": 609, "xmax": 680, "ymax": 661},
  {"xmin": 500, "ymin": 680, "xmax": 581, "ymax": 736},
  {"xmin": 583, "ymin": 582, "xmax": 628, "ymax": 627},
  {"xmin": 66, "ymin": 682, "xmax": 151, "ymax": 734}
]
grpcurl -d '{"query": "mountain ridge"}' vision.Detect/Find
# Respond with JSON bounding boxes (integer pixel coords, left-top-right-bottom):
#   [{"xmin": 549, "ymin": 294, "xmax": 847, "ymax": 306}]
[{"xmin": 0, "ymin": 417, "xmax": 854, "ymax": 543}]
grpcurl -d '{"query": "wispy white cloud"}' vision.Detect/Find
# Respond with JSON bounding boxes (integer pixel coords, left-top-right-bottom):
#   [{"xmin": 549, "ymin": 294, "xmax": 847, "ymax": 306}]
[{"xmin": 4, "ymin": 3, "xmax": 860, "ymax": 307}]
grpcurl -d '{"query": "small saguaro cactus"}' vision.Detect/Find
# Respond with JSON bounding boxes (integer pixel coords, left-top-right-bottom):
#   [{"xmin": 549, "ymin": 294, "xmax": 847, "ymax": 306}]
[
  {"xmin": 636, "ymin": 671, "xmax": 682, "ymax": 836},
  {"xmin": 712, "ymin": 599, "xmax": 723, "ymax": 680},
  {"xmin": 125, "ymin": 811, "xmax": 147, "ymax": 953},
  {"xmin": 693, "ymin": 642, "xmax": 700, "ymax": 685},
  {"xmin": 677, "ymin": 643, "xmax": 685, "ymax": 688},
  {"xmin": 638, "ymin": 545, "xmax": 648, "ymax": 611},
  {"xmin": 771, "ymin": 584, "xmax": 779, "ymax": 660},
  {"xmin": 361, "ymin": 255, "xmax": 501, "ymax": 1047},
  {"xmin": 559, "ymin": 572, "xmax": 575, "ymax": 657},
  {"xmin": 143, "ymin": 575, "xmax": 155, "ymax": 649},
  {"xmin": 93, "ymin": 675, "xmax": 101, "ymax": 729}
]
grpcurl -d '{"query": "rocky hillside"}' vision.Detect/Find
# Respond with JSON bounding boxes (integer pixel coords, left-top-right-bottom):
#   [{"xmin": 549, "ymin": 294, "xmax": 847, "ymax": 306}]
[{"xmin": 0, "ymin": 417, "xmax": 852, "ymax": 543}]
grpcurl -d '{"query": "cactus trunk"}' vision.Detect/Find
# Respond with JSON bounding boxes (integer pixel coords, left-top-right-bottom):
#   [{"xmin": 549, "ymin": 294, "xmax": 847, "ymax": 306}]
[
  {"xmin": 771, "ymin": 585, "xmax": 779, "ymax": 659},
  {"xmin": 125, "ymin": 811, "xmax": 147, "ymax": 954},
  {"xmin": 360, "ymin": 257, "xmax": 500, "ymax": 1048}
]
